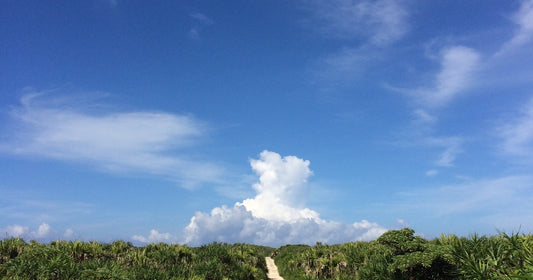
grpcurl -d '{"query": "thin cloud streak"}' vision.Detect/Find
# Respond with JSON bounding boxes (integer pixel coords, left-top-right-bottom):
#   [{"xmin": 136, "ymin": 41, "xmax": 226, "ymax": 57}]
[
  {"xmin": 398, "ymin": 176, "xmax": 533, "ymax": 222},
  {"xmin": 498, "ymin": 96, "xmax": 533, "ymax": 158},
  {"xmin": 306, "ymin": 0, "xmax": 409, "ymax": 46},
  {"xmin": 190, "ymin": 13, "xmax": 214, "ymax": 25},
  {"xmin": 189, "ymin": 12, "xmax": 214, "ymax": 40},
  {"xmin": 496, "ymin": 0, "xmax": 533, "ymax": 55},
  {"xmin": 388, "ymin": 46, "xmax": 477, "ymax": 169},
  {"xmin": 315, "ymin": 46, "xmax": 380, "ymax": 84},
  {"xmin": 428, "ymin": 136, "xmax": 463, "ymax": 167},
  {"xmin": 306, "ymin": 0, "xmax": 409, "ymax": 84},
  {"xmin": 0, "ymin": 187, "xmax": 93, "ymax": 224},
  {"xmin": 397, "ymin": 46, "xmax": 480, "ymax": 108},
  {"xmin": 408, "ymin": 136, "xmax": 463, "ymax": 168},
  {"xmin": 393, "ymin": 1, "xmax": 533, "ymax": 172},
  {"xmin": 1, "ymin": 90, "xmax": 224, "ymax": 188}
]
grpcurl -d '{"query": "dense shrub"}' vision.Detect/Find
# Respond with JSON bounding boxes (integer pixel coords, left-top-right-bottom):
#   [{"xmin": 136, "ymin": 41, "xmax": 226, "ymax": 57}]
[
  {"xmin": 0, "ymin": 239, "xmax": 271, "ymax": 280},
  {"xmin": 2, "ymin": 229, "xmax": 532, "ymax": 280},
  {"xmin": 274, "ymin": 228, "xmax": 533, "ymax": 280}
]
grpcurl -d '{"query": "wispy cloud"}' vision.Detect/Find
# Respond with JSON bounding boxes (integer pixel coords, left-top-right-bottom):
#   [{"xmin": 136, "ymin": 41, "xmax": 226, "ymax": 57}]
[
  {"xmin": 1, "ymin": 89, "xmax": 223, "ymax": 188},
  {"xmin": 389, "ymin": 47, "xmax": 477, "ymax": 169},
  {"xmin": 428, "ymin": 136, "xmax": 463, "ymax": 167},
  {"xmin": 498, "ymin": 96, "xmax": 533, "ymax": 158},
  {"xmin": 190, "ymin": 13, "xmax": 214, "ymax": 25},
  {"xmin": 399, "ymin": 176, "xmax": 533, "ymax": 225},
  {"xmin": 398, "ymin": 1, "xmax": 532, "ymax": 107},
  {"xmin": 0, "ymin": 187, "xmax": 93, "ymax": 224},
  {"xmin": 429, "ymin": 46, "xmax": 481, "ymax": 106},
  {"xmin": 497, "ymin": 0, "xmax": 533, "ymax": 55},
  {"xmin": 183, "ymin": 151, "xmax": 386, "ymax": 246},
  {"xmin": 393, "ymin": 2, "xmax": 533, "ymax": 172},
  {"xmin": 412, "ymin": 109, "xmax": 437, "ymax": 126},
  {"xmin": 188, "ymin": 13, "xmax": 214, "ymax": 40},
  {"xmin": 394, "ymin": 116, "xmax": 464, "ymax": 169},
  {"xmin": 487, "ymin": 5, "xmax": 533, "ymax": 162},
  {"xmin": 306, "ymin": 0, "xmax": 409, "ymax": 46},
  {"xmin": 314, "ymin": 46, "xmax": 380, "ymax": 84},
  {"xmin": 403, "ymin": 136, "xmax": 463, "ymax": 169},
  {"xmin": 396, "ymin": 46, "xmax": 481, "ymax": 108},
  {"xmin": 303, "ymin": 0, "xmax": 409, "ymax": 86}
]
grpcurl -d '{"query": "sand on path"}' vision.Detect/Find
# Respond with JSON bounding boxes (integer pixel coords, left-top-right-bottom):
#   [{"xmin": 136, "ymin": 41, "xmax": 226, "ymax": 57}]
[{"xmin": 265, "ymin": 257, "xmax": 284, "ymax": 280}]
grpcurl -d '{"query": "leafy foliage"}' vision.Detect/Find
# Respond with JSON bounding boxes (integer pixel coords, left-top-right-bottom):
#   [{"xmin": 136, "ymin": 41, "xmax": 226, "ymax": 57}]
[
  {"xmin": 274, "ymin": 228, "xmax": 533, "ymax": 280},
  {"xmin": 2, "ymin": 229, "xmax": 532, "ymax": 280},
  {"xmin": 0, "ymin": 239, "xmax": 272, "ymax": 280}
]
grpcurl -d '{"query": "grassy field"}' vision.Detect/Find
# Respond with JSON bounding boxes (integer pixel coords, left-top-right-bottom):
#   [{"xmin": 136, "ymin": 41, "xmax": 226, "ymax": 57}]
[{"xmin": 1, "ymin": 228, "xmax": 532, "ymax": 280}]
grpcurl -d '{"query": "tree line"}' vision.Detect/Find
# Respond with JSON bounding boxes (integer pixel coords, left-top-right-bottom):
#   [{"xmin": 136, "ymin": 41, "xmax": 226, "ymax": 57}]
[
  {"xmin": 273, "ymin": 228, "xmax": 533, "ymax": 280},
  {"xmin": 1, "ymin": 228, "xmax": 532, "ymax": 279},
  {"xmin": 0, "ymin": 238, "xmax": 272, "ymax": 279}
]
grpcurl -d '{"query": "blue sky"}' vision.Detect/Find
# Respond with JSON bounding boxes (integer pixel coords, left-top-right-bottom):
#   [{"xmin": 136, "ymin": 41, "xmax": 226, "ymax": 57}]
[{"xmin": 1, "ymin": 0, "xmax": 533, "ymax": 246}]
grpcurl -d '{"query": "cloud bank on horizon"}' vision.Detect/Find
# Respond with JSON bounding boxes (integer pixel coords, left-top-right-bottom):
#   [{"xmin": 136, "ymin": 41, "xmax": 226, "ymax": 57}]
[{"xmin": 0, "ymin": 223, "xmax": 74, "ymax": 240}]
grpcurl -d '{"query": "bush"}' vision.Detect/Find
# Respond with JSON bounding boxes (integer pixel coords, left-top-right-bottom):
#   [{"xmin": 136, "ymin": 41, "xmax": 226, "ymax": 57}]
[
  {"xmin": 0, "ymin": 239, "xmax": 271, "ymax": 280},
  {"xmin": 273, "ymin": 229, "xmax": 533, "ymax": 280}
]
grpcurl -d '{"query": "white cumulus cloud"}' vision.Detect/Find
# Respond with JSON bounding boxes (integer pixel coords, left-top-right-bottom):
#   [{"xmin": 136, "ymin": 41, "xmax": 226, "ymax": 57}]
[
  {"xmin": 183, "ymin": 151, "xmax": 386, "ymax": 247},
  {"xmin": 2, "ymin": 225, "xmax": 29, "ymax": 238},
  {"xmin": 64, "ymin": 228, "xmax": 74, "ymax": 238},
  {"xmin": 0, "ymin": 222, "xmax": 53, "ymax": 239},
  {"xmin": 36, "ymin": 223, "xmax": 51, "ymax": 237},
  {"xmin": 239, "ymin": 151, "xmax": 317, "ymax": 223}
]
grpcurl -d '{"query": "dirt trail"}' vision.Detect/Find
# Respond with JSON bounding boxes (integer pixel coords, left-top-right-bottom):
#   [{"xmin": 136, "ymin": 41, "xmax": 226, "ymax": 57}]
[{"xmin": 265, "ymin": 257, "xmax": 284, "ymax": 280}]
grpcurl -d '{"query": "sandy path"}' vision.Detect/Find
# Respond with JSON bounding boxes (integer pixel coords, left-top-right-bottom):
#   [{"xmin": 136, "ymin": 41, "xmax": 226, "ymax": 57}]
[{"xmin": 265, "ymin": 257, "xmax": 284, "ymax": 280}]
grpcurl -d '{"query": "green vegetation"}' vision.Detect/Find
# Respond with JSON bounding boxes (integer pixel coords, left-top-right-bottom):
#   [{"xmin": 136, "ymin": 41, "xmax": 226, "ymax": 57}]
[
  {"xmin": 2, "ymin": 228, "xmax": 532, "ymax": 280},
  {"xmin": 274, "ymin": 228, "xmax": 533, "ymax": 280},
  {"xmin": 0, "ymin": 239, "xmax": 273, "ymax": 280}
]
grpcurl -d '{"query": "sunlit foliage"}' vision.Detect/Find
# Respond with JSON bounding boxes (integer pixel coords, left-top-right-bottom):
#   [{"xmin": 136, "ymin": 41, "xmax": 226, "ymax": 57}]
[
  {"xmin": 274, "ymin": 228, "xmax": 533, "ymax": 280},
  {"xmin": 0, "ymin": 239, "xmax": 272, "ymax": 280},
  {"xmin": 2, "ymin": 228, "xmax": 532, "ymax": 280}
]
